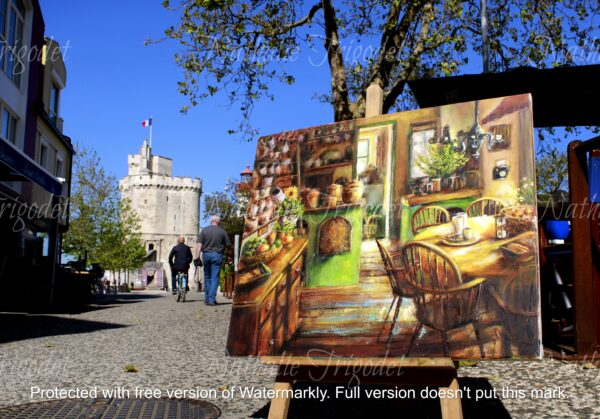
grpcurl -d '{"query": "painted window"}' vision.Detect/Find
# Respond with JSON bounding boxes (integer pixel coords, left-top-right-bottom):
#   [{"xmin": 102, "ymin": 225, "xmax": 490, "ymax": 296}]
[
  {"xmin": 356, "ymin": 138, "xmax": 370, "ymax": 176},
  {"xmin": 410, "ymin": 128, "xmax": 436, "ymax": 179}
]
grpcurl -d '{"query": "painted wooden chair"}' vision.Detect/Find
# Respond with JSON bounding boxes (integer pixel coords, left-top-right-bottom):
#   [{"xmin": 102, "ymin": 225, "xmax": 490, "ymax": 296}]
[
  {"xmin": 486, "ymin": 264, "xmax": 539, "ymax": 356},
  {"xmin": 466, "ymin": 197, "xmax": 505, "ymax": 217},
  {"xmin": 402, "ymin": 241, "xmax": 486, "ymax": 357},
  {"xmin": 411, "ymin": 206, "xmax": 450, "ymax": 235},
  {"xmin": 376, "ymin": 240, "xmax": 414, "ymax": 347}
]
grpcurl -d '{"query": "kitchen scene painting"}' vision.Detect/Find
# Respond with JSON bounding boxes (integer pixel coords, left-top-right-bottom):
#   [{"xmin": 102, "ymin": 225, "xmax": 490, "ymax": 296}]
[{"xmin": 227, "ymin": 94, "xmax": 542, "ymax": 359}]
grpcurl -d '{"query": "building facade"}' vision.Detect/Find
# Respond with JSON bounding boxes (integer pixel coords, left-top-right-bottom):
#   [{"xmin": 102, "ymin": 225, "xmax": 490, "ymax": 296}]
[
  {"xmin": 0, "ymin": 0, "xmax": 73, "ymax": 308},
  {"xmin": 119, "ymin": 141, "xmax": 201, "ymax": 288}
]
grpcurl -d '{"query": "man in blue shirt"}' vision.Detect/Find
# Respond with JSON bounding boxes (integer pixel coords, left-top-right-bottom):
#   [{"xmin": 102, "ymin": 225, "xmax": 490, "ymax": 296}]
[{"xmin": 195, "ymin": 215, "xmax": 231, "ymax": 306}]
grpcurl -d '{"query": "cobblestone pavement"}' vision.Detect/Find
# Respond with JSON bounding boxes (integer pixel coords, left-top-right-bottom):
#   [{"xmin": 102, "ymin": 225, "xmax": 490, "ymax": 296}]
[{"xmin": 0, "ymin": 291, "xmax": 599, "ymax": 418}]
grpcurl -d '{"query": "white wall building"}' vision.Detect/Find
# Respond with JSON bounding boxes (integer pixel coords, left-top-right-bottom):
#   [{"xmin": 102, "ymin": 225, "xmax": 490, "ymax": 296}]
[{"xmin": 119, "ymin": 140, "xmax": 202, "ymax": 289}]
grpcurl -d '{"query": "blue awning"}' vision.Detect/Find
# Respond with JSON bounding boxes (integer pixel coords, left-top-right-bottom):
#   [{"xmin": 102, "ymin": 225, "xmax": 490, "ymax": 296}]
[{"xmin": 0, "ymin": 140, "xmax": 63, "ymax": 195}]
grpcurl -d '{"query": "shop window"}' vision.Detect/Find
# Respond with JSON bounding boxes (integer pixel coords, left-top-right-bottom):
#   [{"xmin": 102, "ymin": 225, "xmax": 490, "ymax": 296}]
[
  {"xmin": 1, "ymin": 107, "xmax": 17, "ymax": 144},
  {"xmin": 39, "ymin": 141, "xmax": 48, "ymax": 169},
  {"xmin": 36, "ymin": 232, "xmax": 49, "ymax": 257},
  {"xmin": 0, "ymin": 1, "xmax": 6, "ymax": 51},
  {"xmin": 55, "ymin": 154, "xmax": 64, "ymax": 177}
]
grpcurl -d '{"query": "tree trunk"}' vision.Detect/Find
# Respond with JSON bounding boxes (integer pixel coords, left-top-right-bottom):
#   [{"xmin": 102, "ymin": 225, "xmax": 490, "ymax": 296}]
[{"xmin": 322, "ymin": 0, "xmax": 353, "ymax": 122}]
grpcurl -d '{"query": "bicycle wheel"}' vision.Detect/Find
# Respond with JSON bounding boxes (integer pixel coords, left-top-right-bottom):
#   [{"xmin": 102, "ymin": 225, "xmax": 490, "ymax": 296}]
[
  {"xmin": 181, "ymin": 274, "xmax": 187, "ymax": 302},
  {"xmin": 176, "ymin": 275, "xmax": 182, "ymax": 302}
]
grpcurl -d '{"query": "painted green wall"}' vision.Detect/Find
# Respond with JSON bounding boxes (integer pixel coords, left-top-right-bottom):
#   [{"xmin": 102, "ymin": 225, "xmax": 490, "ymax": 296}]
[{"xmin": 305, "ymin": 206, "xmax": 363, "ymax": 288}]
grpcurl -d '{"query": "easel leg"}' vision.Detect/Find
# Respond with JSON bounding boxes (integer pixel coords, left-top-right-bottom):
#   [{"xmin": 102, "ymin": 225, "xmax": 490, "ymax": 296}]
[
  {"xmin": 267, "ymin": 380, "xmax": 293, "ymax": 419},
  {"xmin": 439, "ymin": 377, "xmax": 463, "ymax": 419}
]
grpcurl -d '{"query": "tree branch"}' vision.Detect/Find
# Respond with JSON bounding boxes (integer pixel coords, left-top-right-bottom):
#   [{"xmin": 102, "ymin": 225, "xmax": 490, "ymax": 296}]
[
  {"xmin": 369, "ymin": 0, "xmax": 429, "ymax": 87},
  {"xmin": 285, "ymin": 3, "xmax": 323, "ymax": 31},
  {"xmin": 383, "ymin": 2, "xmax": 434, "ymax": 112},
  {"xmin": 351, "ymin": 0, "xmax": 429, "ymax": 116}
]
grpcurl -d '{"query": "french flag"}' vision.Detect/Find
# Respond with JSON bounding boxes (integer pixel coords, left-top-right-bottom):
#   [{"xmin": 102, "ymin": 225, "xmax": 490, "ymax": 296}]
[{"xmin": 142, "ymin": 118, "xmax": 152, "ymax": 128}]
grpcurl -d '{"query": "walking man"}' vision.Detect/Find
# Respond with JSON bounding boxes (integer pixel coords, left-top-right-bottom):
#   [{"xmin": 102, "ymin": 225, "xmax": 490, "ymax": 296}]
[{"xmin": 195, "ymin": 215, "xmax": 231, "ymax": 306}]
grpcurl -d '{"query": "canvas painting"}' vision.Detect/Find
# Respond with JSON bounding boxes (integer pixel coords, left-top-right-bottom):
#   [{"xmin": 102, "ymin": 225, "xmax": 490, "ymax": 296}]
[{"xmin": 227, "ymin": 94, "xmax": 542, "ymax": 359}]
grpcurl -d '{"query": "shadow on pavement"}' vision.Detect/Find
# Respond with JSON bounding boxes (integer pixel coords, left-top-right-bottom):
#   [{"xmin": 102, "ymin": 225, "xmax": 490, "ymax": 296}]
[
  {"xmin": 0, "ymin": 291, "xmax": 165, "ymax": 315},
  {"xmin": 251, "ymin": 378, "xmax": 510, "ymax": 419},
  {"xmin": 0, "ymin": 313, "xmax": 128, "ymax": 344},
  {"xmin": 90, "ymin": 292, "xmax": 164, "ymax": 306}
]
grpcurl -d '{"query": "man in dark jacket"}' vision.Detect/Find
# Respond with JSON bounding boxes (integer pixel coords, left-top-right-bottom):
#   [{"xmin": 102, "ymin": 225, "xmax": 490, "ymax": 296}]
[{"xmin": 169, "ymin": 236, "xmax": 193, "ymax": 294}]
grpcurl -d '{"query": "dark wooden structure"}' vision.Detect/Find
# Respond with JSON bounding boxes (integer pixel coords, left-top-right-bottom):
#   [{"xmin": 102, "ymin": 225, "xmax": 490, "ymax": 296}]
[
  {"xmin": 408, "ymin": 64, "xmax": 600, "ymax": 128},
  {"xmin": 568, "ymin": 135, "xmax": 600, "ymax": 355}
]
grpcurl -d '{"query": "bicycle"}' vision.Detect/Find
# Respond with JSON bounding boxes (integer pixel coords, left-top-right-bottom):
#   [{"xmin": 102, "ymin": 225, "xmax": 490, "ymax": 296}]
[{"xmin": 175, "ymin": 271, "xmax": 188, "ymax": 302}]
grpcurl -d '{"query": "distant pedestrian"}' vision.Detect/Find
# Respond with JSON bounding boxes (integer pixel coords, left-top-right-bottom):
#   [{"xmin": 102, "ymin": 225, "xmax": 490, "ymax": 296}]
[
  {"xmin": 102, "ymin": 277, "xmax": 110, "ymax": 295},
  {"xmin": 195, "ymin": 215, "xmax": 231, "ymax": 306}
]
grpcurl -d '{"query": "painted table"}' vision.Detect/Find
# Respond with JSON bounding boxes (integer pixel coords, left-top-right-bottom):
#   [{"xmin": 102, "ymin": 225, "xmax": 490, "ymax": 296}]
[
  {"xmin": 396, "ymin": 215, "xmax": 541, "ymax": 357},
  {"xmin": 407, "ymin": 215, "xmax": 538, "ymax": 279},
  {"xmin": 398, "ymin": 188, "xmax": 483, "ymax": 243}
]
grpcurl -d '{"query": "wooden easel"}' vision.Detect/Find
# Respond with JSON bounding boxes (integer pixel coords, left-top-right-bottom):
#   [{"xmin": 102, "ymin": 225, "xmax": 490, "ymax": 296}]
[
  {"xmin": 262, "ymin": 356, "xmax": 462, "ymax": 419},
  {"xmin": 263, "ymin": 84, "xmax": 463, "ymax": 419}
]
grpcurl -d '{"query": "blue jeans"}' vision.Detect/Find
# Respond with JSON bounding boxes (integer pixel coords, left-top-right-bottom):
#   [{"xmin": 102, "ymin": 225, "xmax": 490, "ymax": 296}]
[
  {"xmin": 171, "ymin": 270, "xmax": 188, "ymax": 291},
  {"xmin": 202, "ymin": 252, "xmax": 223, "ymax": 303}
]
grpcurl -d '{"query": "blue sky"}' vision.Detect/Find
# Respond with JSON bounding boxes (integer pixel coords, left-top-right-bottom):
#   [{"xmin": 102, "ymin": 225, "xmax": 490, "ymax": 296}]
[{"xmin": 39, "ymin": 0, "xmax": 339, "ymax": 207}]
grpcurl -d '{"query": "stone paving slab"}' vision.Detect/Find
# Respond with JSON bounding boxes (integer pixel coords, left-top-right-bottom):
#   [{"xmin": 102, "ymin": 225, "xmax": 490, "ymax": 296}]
[{"xmin": 0, "ymin": 290, "xmax": 599, "ymax": 418}]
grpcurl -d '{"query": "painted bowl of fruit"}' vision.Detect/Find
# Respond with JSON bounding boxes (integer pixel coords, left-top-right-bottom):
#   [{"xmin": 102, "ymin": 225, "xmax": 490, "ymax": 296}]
[
  {"xmin": 501, "ymin": 205, "xmax": 537, "ymax": 236},
  {"xmin": 241, "ymin": 236, "xmax": 282, "ymax": 265}
]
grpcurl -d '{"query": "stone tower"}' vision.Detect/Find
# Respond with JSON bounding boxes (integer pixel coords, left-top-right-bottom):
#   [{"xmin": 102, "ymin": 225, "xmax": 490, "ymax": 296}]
[{"xmin": 120, "ymin": 141, "xmax": 202, "ymax": 288}]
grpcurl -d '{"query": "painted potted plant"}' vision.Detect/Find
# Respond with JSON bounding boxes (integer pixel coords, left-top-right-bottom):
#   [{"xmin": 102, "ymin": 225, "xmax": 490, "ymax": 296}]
[
  {"xmin": 276, "ymin": 196, "xmax": 305, "ymax": 226},
  {"xmin": 416, "ymin": 143, "xmax": 469, "ymax": 192},
  {"xmin": 273, "ymin": 193, "xmax": 305, "ymax": 245}
]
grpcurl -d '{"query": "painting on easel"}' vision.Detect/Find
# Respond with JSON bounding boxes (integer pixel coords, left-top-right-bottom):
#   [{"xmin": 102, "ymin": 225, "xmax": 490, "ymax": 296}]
[{"xmin": 227, "ymin": 94, "xmax": 542, "ymax": 359}]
